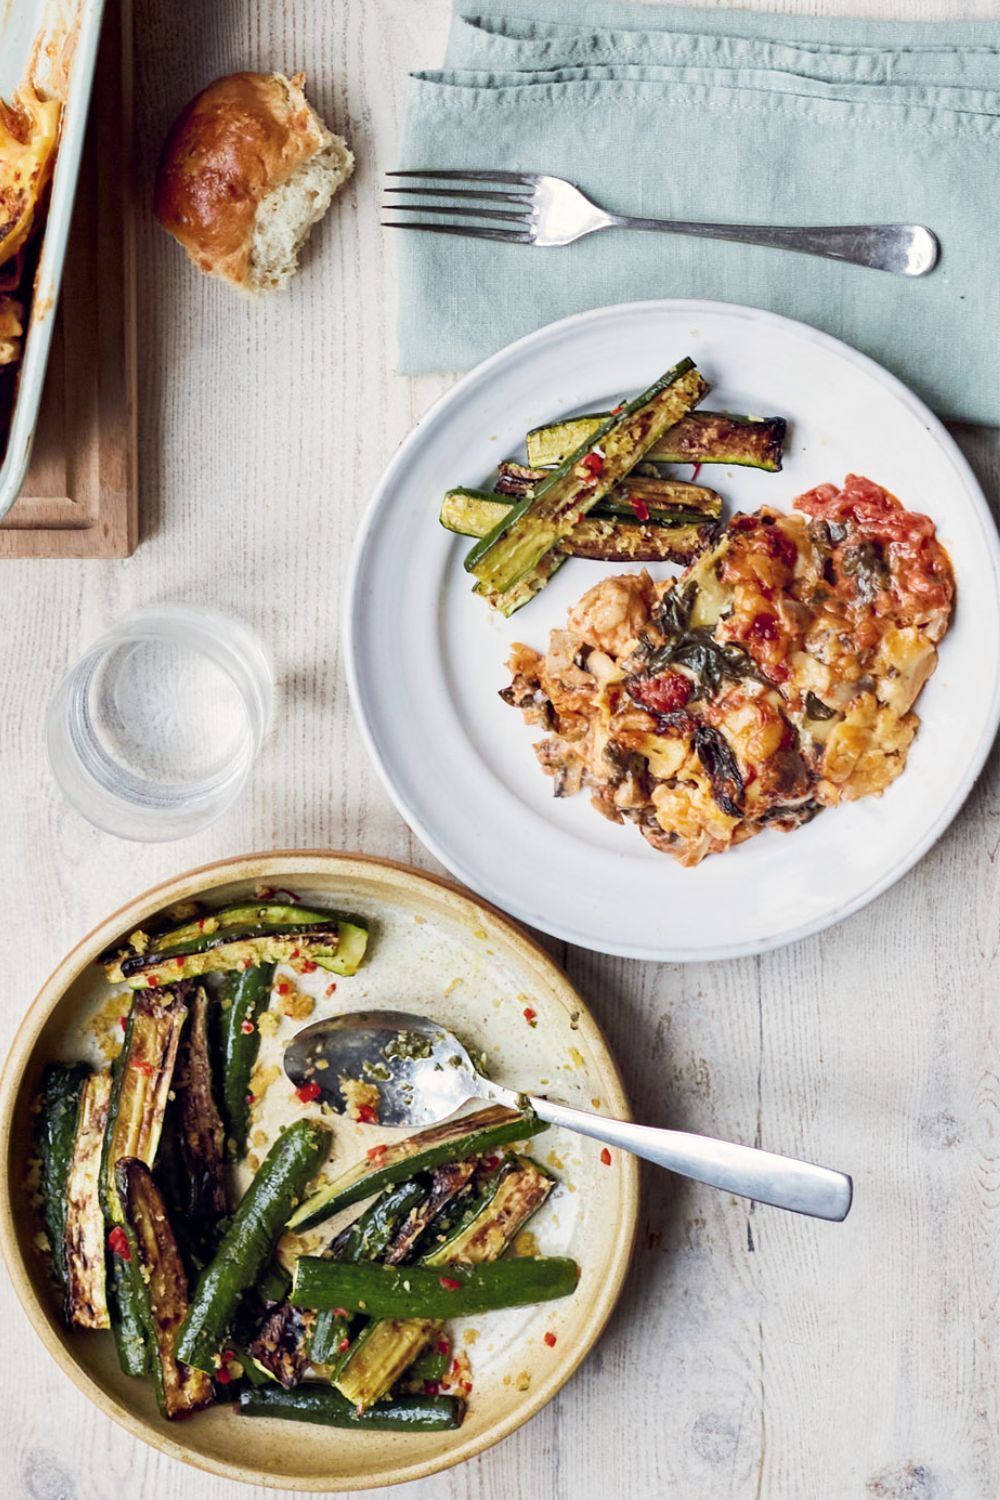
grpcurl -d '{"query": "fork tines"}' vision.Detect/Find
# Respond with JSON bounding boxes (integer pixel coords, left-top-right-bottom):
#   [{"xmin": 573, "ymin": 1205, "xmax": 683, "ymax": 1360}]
[{"xmin": 382, "ymin": 169, "xmax": 537, "ymax": 244}]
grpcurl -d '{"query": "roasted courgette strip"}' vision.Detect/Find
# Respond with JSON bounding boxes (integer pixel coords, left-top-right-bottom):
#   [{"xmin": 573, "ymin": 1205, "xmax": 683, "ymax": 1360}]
[
  {"xmin": 100, "ymin": 985, "xmax": 189, "ymax": 1374},
  {"xmin": 105, "ymin": 921, "xmax": 368, "ymax": 988},
  {"xmin": 174, "ymin": 985, "xmax": 228, "ymax": 1220},
  {"xmin": 484, "ymin": 552, "xmax": 568, "ymax": 617},
  {"xmin": 101, "ymin": 985, "xmax": 190, "ymax": 1223},
  {"xmin": 237, "ymin": 1384, "xmax": 465, "ymax": 1430},
  {"xmin": 176, "ymin": 1119, "xmax": 330, "ymax": 1373},
  {"xmin": 331, "ymin": 1154, "xmax": 554, "ymax": 1409},
  {"xmin": 63, "ymin": 1071, "xmax": 112, "ymax": 1330},
  {"xmin": 293, "ymin": 1256, "xmax": 578, "ymax": 1319},
  {"xmin": 146, "ymin": 903, "xmax": 337, "ymax": 952},
  {"xmin": 116, "ymin": 1158, "xmax": 215, "ymax": 1419},
  {"xmin": 526, "ymin": 410, "xmax": 786, "ymax": 471},
  {"xmin": 493, "ymin": 466, "xmax": 723, "ymax": 519},
  {"xmin": 218, "ymin": 963, "xmax": 276, "ymax": 1156},
  {"xmin": 441, "ymin": 489, "xmax": 713, "ymax": 564},
  {"xmin": 465, "ymin": 358, "xmax": 709, "ymax": 598},
  {"xmin": 286, "ymin": 1105, "xmax": 546, "ymax": 1233},
  {"xmin": 36, "ymin": 1063, "xmax": 89, "ymax": 1291}
]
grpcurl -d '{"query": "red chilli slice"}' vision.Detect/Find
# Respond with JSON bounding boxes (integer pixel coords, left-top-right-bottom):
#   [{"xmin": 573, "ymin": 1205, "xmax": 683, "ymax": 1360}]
[
  {"xmin": 295, "ymin": 1081, "xmax": 321, "ymax": 1104},
  {"xmin": 107, "ymin": 1226, "xmax": 130, "ymax": 1260},
  {"xmin": 439, "ymin": 1276, "xmax": 463, "ymax": 1291}
]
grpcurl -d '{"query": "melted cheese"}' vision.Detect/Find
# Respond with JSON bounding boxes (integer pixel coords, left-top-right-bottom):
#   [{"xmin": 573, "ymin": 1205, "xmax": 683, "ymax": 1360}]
[{"xmin": 0, "ymin": 86, "xmax": 61, "ymax": 263}]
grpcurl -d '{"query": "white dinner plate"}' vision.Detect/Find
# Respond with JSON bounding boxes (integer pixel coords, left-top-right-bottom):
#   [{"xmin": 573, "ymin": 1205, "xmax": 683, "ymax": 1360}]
[{"xmin": 346, "ymin": 300, "xmax": 1000, "ymax": 962}]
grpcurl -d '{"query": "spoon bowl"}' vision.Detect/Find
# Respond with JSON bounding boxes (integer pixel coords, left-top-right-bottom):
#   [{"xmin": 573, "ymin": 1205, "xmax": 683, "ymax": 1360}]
[{"xmin": 283, "ymin": 1009, "xmax": 498, "ymax": 1127}]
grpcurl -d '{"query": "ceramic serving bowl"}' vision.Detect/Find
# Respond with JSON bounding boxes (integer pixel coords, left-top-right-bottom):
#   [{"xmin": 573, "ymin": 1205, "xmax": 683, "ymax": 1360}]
[{"xmin": 0, "ymin": 851, "xmax": 638, "ymax": 1491}]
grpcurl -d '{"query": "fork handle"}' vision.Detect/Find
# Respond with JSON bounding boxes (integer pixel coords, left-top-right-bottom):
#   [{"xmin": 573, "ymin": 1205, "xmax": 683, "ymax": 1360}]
[
  {"xmin": 606, "ymin": 215, "xmax": 938, "ymax": 276},
  {"xmin": 524, "ymin": 1093, "xmax": 853, "ymax": 1222}
]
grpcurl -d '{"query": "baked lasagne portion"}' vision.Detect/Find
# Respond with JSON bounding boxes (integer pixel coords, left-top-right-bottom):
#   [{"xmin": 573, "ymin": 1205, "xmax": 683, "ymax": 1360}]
[
  {"xmin": 503, "ymin": 475, "xmax": 955, "ymax": 866},
  {"xmin": 0, "ymin": 81, "xmax": 61, "ymax": 450}
]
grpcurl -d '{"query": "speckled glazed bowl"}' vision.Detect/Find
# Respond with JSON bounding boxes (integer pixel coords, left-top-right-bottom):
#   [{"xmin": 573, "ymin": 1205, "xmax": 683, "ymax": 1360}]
[{"xmin": 0, "ymin": 851, "xmax": 638, "ymax": 1491}]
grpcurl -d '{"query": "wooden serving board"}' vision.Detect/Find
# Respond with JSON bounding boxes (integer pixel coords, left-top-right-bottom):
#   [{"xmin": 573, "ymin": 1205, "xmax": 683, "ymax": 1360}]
[{"xmin": 0, "ymin": 0, "xmax": 136, "ymax": 558}]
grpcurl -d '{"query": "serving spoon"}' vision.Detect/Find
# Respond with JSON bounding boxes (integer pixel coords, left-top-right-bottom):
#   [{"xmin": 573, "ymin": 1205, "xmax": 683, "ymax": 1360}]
[{"xmin": 284, "ymin": 1009, "xmax": 852, "ymax": 1223}]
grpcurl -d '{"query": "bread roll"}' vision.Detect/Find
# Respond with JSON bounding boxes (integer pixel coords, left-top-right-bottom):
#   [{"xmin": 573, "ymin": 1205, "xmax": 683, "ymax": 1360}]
[{"xmin": 154, "ymin": 71, "xmax": 353, "ymax": 293}]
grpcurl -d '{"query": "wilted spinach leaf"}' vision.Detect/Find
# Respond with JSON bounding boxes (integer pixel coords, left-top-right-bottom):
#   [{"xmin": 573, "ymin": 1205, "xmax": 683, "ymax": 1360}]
[
  {"xmin": 692, "ymin": 724, "xmax": 745, "ymax": 816},
  {"xmin": 840, "ymin": 540, "xmax": 888, "ymax": 604}
]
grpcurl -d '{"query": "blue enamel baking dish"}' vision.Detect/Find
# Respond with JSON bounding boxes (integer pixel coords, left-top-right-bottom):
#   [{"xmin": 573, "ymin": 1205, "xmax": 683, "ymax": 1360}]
[{"xmin": 0, "ymin": 0, "xmax": 107, "ymax": 521}]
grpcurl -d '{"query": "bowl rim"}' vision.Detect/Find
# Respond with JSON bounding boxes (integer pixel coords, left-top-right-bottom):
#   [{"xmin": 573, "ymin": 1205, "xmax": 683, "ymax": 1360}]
[{"xmin": 0, "ymin": 848, "xmax": 639, "ymax": 1491}]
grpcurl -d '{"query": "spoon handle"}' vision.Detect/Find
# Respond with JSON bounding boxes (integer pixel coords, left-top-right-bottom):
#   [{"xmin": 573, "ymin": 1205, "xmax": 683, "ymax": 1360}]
[{"xmin": 525, "ymin": 1096, "xmax": 852, "ymax": 1222}]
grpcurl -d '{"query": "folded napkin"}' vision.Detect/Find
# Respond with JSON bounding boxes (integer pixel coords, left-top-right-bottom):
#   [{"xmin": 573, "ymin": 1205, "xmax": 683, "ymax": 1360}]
[{"xmin": 396, "ymin": 1, "xmax": 1000, "ymax": 425}]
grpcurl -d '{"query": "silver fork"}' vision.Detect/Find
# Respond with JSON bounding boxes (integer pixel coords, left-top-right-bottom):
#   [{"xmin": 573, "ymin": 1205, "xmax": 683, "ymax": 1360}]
[{"xmin": 384, "ymin": 170, "xmax": 938, "ymax": 276}]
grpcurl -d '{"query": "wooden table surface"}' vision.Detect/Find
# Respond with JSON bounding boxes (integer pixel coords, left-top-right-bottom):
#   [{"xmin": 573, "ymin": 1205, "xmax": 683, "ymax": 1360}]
[{"xmin": 3, "ymin": 1, "xmax": 998, "ymax": 1496}]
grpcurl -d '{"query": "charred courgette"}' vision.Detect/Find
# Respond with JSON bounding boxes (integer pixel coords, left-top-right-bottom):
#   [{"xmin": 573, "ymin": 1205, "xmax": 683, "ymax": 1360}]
[
  {"xmin": 293, "ymin": 1256, "xmax": 578, "ymax": 1319},
  {"xmin": 441, "ymin": 489, "xmax": 712, "ymax": 564},
  {"xmin": 286, "ymin": 1106, "xmax": 546, "ymax": 1233},
  {"xmin": 237, "ymin": 1384, "xmax": 465, "ymax": 1430},
  {"xmin": 100, "ymin": 984, "xmax": 190, "ymax": 1374},
  {"xmin": 105, "ymin": 918, "xmax": 368, "ymax": 989},
  {"xmin": 174, "ymin": 986, "xmax": 228, "ymax": 1220},
  {"xmin": 100, "ymin": 985, "xmax": 189, "ymax": 1224},
  {"xmin": 217, "ymin": 963, "xmax": 276, "ymax": 1156},
  {"xmin": 465, "ymin": 359, "xmax": 708, "ymax": 602},
  {"xmin": 63, "ymin": 1071, "xmax": 112, "ymax": 1330},
  {"xmin": 492, "ymin": 465, "xmax": 723, "ymax": 519},
  {"xmin": 176, "ymin": 1119, "xmax": 330, "ymax": 1373},
  {"xmin": 116, "ymin": 1158, "xmax": 215, "ymax": 1418},
  {"xmin": 36, "ymin": 1062, "xmax": 89, "ymax": 1291},
  {"xmin": 526, "ymin": 410, "xmax": 786, "ymax": 471}
]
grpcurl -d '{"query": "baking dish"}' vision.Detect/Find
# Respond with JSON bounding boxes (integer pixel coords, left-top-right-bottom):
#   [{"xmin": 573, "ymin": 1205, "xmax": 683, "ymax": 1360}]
[{"xmin": 0, "ymin": 0, "xmax": 107, "ymax": 521}]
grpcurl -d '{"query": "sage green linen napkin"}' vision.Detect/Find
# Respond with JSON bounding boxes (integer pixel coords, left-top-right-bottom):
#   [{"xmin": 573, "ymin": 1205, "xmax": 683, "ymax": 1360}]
[{"xmin": 396, "ymin": 2, "xmax": 1000, "ymax": 424}]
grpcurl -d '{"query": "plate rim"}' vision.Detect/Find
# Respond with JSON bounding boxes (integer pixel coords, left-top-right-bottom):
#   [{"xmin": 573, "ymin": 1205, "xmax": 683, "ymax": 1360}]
[
  {"xmin": 345, "ymin": 297, "xmax": 1000, "ymax": 962},
  {"xmin": 0, "ymin": 849, "xmax": 639, "ymax": 1492}
]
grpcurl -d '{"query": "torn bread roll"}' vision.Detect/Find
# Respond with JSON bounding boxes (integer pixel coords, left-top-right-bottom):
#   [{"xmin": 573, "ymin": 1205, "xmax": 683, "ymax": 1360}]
[{"xmin": 154, "ymin": 71, "xmax": 353, "ymax": 294}]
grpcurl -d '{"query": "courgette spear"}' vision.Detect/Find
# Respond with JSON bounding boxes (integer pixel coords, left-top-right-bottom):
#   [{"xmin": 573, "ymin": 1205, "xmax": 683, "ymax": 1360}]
[
  {"xmin": 105, "ymin": 920, "xmax": 368, "ymax": 989},
  {"xmin": 101, "ymin": 986, "xmax": 190, "ymax": 1224},
  {"xmin": 293, "ymin": 1256, "xmax": 578, "ymax": 1319},
  {"xmin": 286, "ymin": 1105, "xmax": 546, "ymax": 1234},
  {"xmin": 526, "ymin": 410, "xmax": 786, "ymax": 471},
  {"xmin": 217, "ymin": 963, "xmax": 276, "ymax": 1156},
  {"xmin": 36, "ymin": 1063, "xmax": 89, "ymax": 1291},
  {"xmin": 441, "ymin": 489, "xmax": 713, "ymax": 565},
  {"xmin": 237, "ymin": 1385, "xmax": 465, "ymax": 1431},
  {"xmin": 145, "ymin": 902, "xmax": 338, "ymax": 952},
  {"xmin": 330, "ymin": 1154, "xmax": 554, "ymax": 1409},
  {"xmin": 101, "ymin": 985, "xmax": 190, "ymax": 1375},
  {"xmin": 116, "ymin": 1159, "xmax": 215, "ymax": 1419},
  {"xmin": 176, "ymin": 1119, "xmax": 330, "ymax": 1373},
  {"xmin": 174, "ymin": 986, "xmax": 228, "ymax": 1219},
  {"xmin": 465, "ymin": 359, "xmax": 709, "ymax": 600},
  {"xmin": 63, "ymin": 1071, "xmax": 113, "ymax": 1330},
  {"xmin": 493, "ymin": 464, "xmax": 723, "ymax": 518}
]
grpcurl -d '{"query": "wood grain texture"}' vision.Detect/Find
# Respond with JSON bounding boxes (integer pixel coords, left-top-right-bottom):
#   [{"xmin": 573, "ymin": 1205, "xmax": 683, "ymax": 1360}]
[
  {"xmin": 0, "ymin": 0, "xmax": 137, "ymax": 558},
  {"xmin": 0, "ymin": 1, "xmax": 997, "ymax": 1497}
]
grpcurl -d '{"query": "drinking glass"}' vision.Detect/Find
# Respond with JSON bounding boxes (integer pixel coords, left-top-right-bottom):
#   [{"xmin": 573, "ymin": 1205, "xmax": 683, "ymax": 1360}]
[{"xmin": 47, "ymin": 604, "xmax": 273, "ymax": 840}]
